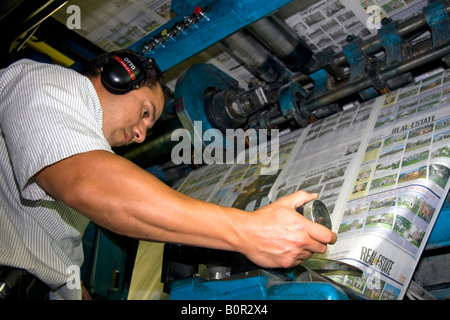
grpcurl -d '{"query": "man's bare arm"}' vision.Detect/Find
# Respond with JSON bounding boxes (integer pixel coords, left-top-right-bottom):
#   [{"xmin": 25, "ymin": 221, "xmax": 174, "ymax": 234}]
[{"xmin": 35, "ymin": 150, "xmax": 336, "ymax": 268}]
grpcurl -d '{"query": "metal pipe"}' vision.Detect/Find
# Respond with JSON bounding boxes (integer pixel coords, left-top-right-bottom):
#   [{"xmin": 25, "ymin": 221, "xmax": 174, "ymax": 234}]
[
  {"xmin": 381, "ymin": 42, "xmax": 450, "ymax": 80},
  {"xmin": 221, "ymin": 29, "xmax": 287, "ymax": 83},
  {"xmin": 304, "ymin": 42, "xmax": 450, "ymax": 112},
  {"xmin": 331, "ymin": 1, "xmax": 450, "ymax": 68},
  {"xmin": 248, "ymin": 15, "xmax": 313, "ymax": 72},
  {"xmin": 114, "ymin": 115, "xmax": 182, "ymax": 167}
]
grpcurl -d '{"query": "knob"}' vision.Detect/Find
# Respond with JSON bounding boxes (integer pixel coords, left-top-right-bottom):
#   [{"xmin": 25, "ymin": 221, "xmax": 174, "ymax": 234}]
[
  {"xmin": 161, "ymin": 28, "xmax": 174, "ymax": 41},
  {"xmin": 184, "ymin": 14, "xmax": 196, "ymax": 27},
  {"xmin": 194, "ymin": 6, "xmax": 209, "ymax": 21},
  {"xmin": 296, "ymin": 199, "xmax": 332, "ymax": 230},
  {"xmin": 171, "ymin": 22, "xmax": 185, "ymax": 35}
]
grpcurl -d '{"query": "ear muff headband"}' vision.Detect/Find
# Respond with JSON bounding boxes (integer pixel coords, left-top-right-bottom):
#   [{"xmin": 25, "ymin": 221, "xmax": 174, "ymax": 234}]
[{"xmin": 101, "ymin": 52, "xmax": 146, "ymax": 95}]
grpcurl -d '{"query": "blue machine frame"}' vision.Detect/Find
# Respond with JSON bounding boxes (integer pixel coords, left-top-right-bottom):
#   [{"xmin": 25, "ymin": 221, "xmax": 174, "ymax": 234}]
[
  {"xmin": 128, "ymin": 0, "xmax": 294, "ymax": 71},
  {"xmin": 169, "ymin": 270, "xmax": 350, "ymax": 300}
]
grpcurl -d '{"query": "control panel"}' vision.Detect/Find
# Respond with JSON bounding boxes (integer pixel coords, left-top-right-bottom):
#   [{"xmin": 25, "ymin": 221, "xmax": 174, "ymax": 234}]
[
  {"xmin": 141, "ymin": 6, "xmax": 209, "ymax": 54},
  {"xmin": 127, "ymin": 0, "xmax": 294, "ymax": 71}
]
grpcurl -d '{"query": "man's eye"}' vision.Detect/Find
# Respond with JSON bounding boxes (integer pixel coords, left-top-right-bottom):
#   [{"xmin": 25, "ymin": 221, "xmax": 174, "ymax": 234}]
[{"xmin": 143, "ymin": 109, "xmax": 149, "ymax": 118}]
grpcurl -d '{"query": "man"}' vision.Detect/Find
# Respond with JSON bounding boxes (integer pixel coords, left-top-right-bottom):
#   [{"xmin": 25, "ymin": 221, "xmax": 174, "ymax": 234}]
[{"xmin": 0, "ymin": 50, "xmax": 336, "ymax": 300}]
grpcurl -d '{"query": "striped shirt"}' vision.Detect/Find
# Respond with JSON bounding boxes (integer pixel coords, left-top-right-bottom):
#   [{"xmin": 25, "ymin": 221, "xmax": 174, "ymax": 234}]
[{"xmin": 0, "ymin": 59, "xmax": 113, "ymax": 299}]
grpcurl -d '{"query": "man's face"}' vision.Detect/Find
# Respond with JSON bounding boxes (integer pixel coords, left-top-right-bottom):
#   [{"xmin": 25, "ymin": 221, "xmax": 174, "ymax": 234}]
[{"xmin": 102, "ymin": 84, "xmax": 165, "ymax": 147}]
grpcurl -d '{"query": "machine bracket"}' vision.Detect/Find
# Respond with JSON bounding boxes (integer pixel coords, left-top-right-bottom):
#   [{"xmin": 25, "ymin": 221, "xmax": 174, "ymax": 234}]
[{"xmin": 424, "ymin": 0, "xmax": 450, "ymax": 48}]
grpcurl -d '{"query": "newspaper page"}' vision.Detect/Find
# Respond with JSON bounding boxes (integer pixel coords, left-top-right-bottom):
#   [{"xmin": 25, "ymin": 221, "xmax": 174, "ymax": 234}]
[
  {"xmin": 52, "ymin": 0, "xmax": 173, "ymax": 52},
  {"xmin": 171, "ymin": 70, "xmax": 449, "ymax": 299},
  {"xmin": 204, "ymin": 129, "xmax": 302, "ymax": 210},
  {"xmin": 285, "ymin": 0, "xmax": 371, "ymax": 54},
  {"xmin": 354, "ymin": 0, "xmax": 428, "ymax": 21},
  {"xmin": 268, "ymin": 100, "xmax": 378, "ymax": 230},
  {"xmin": 175, "ymin": 163, "xmax": 233, "ymax": 201},
  {"xmin": 327, "ymin": 69, "xmax": 450, "ymax": 300},
  {"xmin": 284, "ymin": 0, "xmax": 428, "ymax": 54}
]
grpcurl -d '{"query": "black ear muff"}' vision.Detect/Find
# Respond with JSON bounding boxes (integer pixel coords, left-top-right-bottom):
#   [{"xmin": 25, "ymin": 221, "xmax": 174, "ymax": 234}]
[{"xmin": 101, "ymin": 52, "xmax": 146, "ymax": 94}]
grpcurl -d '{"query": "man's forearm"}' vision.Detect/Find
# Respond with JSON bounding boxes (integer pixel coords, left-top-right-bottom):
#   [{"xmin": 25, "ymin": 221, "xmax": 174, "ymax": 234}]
[
  {"xmin": 35, "ymin": 150, "xmax": 336, "ymax": 269},
  {"xmin": 35, "ymin": 150, "xmax": 247, "ymax": 252}
]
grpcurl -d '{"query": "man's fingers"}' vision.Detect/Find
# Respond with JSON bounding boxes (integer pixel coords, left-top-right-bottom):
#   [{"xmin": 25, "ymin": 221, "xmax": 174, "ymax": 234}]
[
  {"xmin": 308, "ymin": 220, "xmax": 337, "ymax": 245},
  {"xmin": 289, "ymin": 190, "xmax": 337, "ymax": 244},
  {"xmin": 286, "ymin": 190, "xmax": 337, "ymax": 245},
  {"xmin": 281, "ymin": 190, "xmax": 319, "ymax": 209},
  {"xmin": 252, "ymin": 190, "xmax": 337, "ymax": 268}
]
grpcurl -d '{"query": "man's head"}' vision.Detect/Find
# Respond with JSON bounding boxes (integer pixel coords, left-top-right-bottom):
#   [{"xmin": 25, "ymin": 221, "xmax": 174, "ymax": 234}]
[{"xmin": 83, "ymin": 50, "xmax": 167, "ymax": 147}]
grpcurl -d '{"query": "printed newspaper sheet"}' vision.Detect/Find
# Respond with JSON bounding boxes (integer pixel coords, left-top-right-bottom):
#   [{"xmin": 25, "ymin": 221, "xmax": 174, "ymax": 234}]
[
  {"xmin": 176, "ymin": 129, "xmax": 302, "ymax": 208},
  {"xmin": 326, "ymin": 69, "xmax": 450, "ymax": 299},
  {"xmin": 176, "ymin": 68, "xmax": 450, "ymax": 300}
]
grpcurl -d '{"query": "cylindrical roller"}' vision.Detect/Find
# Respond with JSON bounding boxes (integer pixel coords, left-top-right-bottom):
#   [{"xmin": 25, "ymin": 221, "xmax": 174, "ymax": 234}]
[
  {"xmin": 221, "ymin": 29, "xmax": 287, "ymax": 83},
  {"xmin": 248, "ymin": 15, "xmax": 313, "ymax": 72}
]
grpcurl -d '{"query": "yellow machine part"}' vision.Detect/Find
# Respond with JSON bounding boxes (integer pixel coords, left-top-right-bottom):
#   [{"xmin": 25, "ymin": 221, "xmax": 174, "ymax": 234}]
[{"xmin": 12, "ymin": 35, "xmax": 74, "ymax": 67}]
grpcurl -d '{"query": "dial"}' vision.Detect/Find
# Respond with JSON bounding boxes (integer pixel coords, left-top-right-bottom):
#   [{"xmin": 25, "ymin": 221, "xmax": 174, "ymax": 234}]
[{"xmin": 297, "ymin": 199, "xmax": 332, "ymax": 230}]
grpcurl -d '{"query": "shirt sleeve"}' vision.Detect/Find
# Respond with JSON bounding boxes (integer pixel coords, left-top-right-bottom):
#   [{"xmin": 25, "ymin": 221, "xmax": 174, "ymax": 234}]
[{"xmin": 0, "ymin": 60, "xmax": 113, "ymax": 201}]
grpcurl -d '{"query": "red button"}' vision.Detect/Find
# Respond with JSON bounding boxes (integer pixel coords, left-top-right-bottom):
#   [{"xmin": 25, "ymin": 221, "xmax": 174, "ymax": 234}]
[{"xmin": 194, "ymin": 6, "xmax": 203, "ymax": 15}]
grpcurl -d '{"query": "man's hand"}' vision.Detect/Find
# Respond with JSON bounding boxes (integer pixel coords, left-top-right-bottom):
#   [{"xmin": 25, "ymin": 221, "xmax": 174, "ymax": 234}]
[
  {"xmin": 81, "ymin": 283, "xmax": 92, "ymax": 300},
  {"xmin": 237, "ymin": 191, "xmax": 337, "ymax": 269}
]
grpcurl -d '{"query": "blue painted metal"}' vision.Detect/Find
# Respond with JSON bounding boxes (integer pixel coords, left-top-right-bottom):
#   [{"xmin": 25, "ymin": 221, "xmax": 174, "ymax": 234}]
[
  {"xmin": 128, "ymin": 0, "xmax": 294, "ymax": 71},
  {"xmin": 342, "ymin": 40, "xmax": 365, "ymax": 84},
  {"xmin": 174, "ymin": 63, "xmax": 238, "ymax": 147},
  {"xmin": 81, "ymin": 224, "xmax": 129, "ymax": 299},
  {"xmin": 378, "ymin": 21, "xmax": 405, "ymax": 67},
  {"xmin": 169, "ymin": 270, "xmax": 349, "ymax": 300},
  {"xmin": 427, "ymin": 193, "xmax": 450, "ymax": 249},
  {"xmin": 309, "ymin": 69, "xmax": 330, "ymax": 98},
  {"xmin": 342, "ymin": 39, "xmax": 379, "ymax": 100},
  {"xmin": 278, "ymin": 81, "xmax": 310, "ymax": 127},
  {"xmin": 424, "ymin": 0, "xmax": 450, "ymax": 48}
]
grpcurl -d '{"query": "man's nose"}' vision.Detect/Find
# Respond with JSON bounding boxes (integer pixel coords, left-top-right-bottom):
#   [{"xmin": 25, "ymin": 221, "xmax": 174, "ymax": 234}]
[{"xmin": 133, "ymin": 123, "xmax": 147, "ymax": 143}]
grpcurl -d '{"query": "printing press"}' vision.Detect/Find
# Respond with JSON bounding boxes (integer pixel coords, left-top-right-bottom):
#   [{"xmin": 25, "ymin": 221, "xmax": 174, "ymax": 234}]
[{"xmin": 4, "ymin": 0, "xmax": 448, "ymax": 300}]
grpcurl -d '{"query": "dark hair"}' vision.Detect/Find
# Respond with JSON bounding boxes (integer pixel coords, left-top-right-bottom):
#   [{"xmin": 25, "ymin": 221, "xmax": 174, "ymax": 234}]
[{"xmin": 81, "ymin": 49, "xmax": 165, "ymax": 91}]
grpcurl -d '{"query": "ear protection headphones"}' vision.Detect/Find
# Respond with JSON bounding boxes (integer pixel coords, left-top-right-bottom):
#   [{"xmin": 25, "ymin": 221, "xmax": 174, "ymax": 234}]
[{"xmin": 101, "ymin": 51, "xmax": 147, "ymax": 95}]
